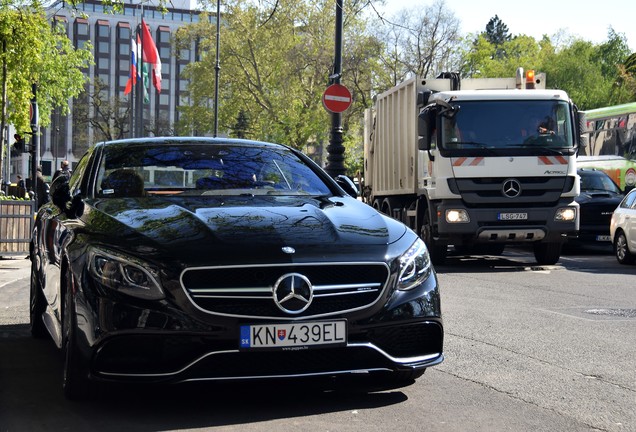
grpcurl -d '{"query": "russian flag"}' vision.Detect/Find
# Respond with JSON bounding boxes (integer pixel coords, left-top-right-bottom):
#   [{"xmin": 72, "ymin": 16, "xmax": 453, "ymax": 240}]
[{"xmin": 123, "ymin": 36, "xmax": 138, "ymax": 95}]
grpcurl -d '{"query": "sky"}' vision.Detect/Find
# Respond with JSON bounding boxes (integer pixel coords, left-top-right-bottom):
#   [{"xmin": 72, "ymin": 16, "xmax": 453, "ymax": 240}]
[{"xmin": 376, "ymin": 0, "xmax": 636, "ymax": 51}]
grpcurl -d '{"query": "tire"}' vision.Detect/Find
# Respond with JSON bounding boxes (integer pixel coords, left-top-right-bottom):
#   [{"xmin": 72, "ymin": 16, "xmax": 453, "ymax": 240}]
[
  {"xmin": 484, "ymin": 243, "xmax": 506, "ymax": 256},
  {"xmin": 29, "ymin": 257, "xmax": 48, "ymax": 339},
  {"xmin": 614, "ymin": 231, "xmax": 635, "ymax": 264},
  {"xmin": 62, "ymin": 272, "xmax": 91, "ymax": 400},
  {"xmin": 533, "ymin": 242, "xmax": 562, "ymax": 265},
  {"xmin": 421, "ymin": 212, "xmax": 447, "ymax": 265}
]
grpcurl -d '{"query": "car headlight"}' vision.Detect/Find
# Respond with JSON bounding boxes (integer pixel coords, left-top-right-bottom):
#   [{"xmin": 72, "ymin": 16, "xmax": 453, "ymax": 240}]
[
  {"xmin": 397, "ymin": 238, "xmax": 432, "ymax": 291},
  {"xmin": 88, "ymin": 247, "xmax": 165, "ymax": 300}
]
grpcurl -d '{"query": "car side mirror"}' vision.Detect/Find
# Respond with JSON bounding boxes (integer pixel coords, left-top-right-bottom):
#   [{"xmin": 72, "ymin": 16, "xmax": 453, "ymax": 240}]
[
  {"xmin": 49, "ymin": 175, "xmax": 72, "ymax": 209},
  {"xmin": 335, "ymin": 175, "xmax": 359, "ymax": 198}
]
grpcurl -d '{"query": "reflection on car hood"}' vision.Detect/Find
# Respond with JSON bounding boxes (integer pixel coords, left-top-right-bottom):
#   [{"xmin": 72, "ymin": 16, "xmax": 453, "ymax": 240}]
[{"xmin": 85, "ymin": 195, "xmax": 406, "ymax": 261}]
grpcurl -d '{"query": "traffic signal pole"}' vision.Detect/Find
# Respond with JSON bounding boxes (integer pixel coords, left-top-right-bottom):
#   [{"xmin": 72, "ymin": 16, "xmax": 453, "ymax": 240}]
[
  {"xmin": 325, "ymin": 0, "xmax": 345, "ymax": 178},
  {"xmin": 30, "ymin": 83, "xmax": 39, "ymax": 207}
]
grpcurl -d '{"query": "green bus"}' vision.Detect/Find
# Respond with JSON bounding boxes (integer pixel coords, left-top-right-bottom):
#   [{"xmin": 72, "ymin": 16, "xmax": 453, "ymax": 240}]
[{"xmin": 579, "ymin": 102, "xmax": 636, "ymax": 190}]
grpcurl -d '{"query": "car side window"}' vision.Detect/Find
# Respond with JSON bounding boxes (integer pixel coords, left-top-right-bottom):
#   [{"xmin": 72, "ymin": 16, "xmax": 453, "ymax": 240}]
[{"xmin": 623, "ymin": 190, "xmax": 636, "ymax": 209}]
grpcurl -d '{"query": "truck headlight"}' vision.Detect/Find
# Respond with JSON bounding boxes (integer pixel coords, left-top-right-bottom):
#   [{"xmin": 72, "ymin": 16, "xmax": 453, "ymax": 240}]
[
  {"xmin": 398, "ymin": 238, "xmax": 432, "ymax": 291},
  {"xmin": 88, "ymin": 247, "xmax": 164, "ymax": 300},
  {"xmin": 555, "ymin": 207, "xmax": 577, "ymax": 222},
  {"xmin": 446, "ymin": 209, "xmax": 470, "ymax": 223}
]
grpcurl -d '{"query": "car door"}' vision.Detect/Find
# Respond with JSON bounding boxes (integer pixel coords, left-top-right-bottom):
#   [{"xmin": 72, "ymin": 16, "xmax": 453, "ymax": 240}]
[{"xmin": 627, "ymin": 190, "xmax": 636, "ymax": 251}]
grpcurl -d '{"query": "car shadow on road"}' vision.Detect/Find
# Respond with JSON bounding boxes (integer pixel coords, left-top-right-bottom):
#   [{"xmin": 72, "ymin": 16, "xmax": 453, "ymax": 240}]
[{"xmin": 0, "ymin": 324, "xmax": 410, "ymax": 431}]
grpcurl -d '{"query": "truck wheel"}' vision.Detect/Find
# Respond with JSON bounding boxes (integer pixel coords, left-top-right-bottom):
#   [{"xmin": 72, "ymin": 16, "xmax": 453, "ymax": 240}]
[
  {"xmin": 533, "ymin": 242, "xmax": 562, "ymax": 265},
  {"xmin": 484, "ymin": 243, "xmax": 506, "ymax": 256},
  {"xmin": 421, "ymin": 213, "xmax": 447, "ymax": 265}
]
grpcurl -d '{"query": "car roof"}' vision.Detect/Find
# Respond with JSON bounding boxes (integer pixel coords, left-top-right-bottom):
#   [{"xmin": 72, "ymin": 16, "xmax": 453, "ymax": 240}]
[{"xmin": 95, "ymin": 137, "xmax": 291, "ymax": 151}]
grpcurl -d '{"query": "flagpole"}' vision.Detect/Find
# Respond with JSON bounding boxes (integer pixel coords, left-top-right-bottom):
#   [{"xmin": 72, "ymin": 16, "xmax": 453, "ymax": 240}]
[
  {"xmin": 130, "ymin": 35, "xmax": 136, "ymax": 138},
  {"xmin": 136, "ymin": 5, "xmax": 144, "ymax": 137}
]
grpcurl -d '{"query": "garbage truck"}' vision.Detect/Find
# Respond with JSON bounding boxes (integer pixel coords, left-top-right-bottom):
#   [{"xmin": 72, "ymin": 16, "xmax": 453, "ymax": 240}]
[{"xmin": 363, "ymin": 68, "xmax": 581, "ymax": 264}]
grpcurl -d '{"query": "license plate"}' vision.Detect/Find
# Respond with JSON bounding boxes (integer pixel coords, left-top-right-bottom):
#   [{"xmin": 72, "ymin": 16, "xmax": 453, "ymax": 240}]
[
  {"xmin": 240, "ymin": 320, "xmax": 347, "ymax": 350},
  {"xmin": 498, "ymin": 212, "xmax": 528, "ymax": 220},
  {"xmin": 596, "ymin": 235, "xmax": 611, "ymax": 242}
]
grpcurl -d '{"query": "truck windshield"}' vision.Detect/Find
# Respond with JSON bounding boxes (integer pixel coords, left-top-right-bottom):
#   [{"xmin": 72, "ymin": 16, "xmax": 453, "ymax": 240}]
[{"xmin": 440, "ymin": 100, "xmax": 574, "ymax": 155}]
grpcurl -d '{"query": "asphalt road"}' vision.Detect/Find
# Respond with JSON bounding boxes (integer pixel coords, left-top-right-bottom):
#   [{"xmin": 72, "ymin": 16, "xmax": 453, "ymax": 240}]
[{"xmin": 1, "ymin": 246, "xmax": 635, "ymax": 431}]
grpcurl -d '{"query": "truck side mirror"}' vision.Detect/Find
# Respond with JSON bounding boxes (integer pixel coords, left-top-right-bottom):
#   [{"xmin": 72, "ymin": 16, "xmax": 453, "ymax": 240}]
[{"xmin": 418, "ymin": 110, "xmax": 431, "ymax": 151}]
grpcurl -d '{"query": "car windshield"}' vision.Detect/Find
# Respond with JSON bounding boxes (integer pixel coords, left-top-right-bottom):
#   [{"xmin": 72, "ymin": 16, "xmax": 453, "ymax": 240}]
[
  {"xmin": 94, "ymin": 142, "xmax": 333, "ymax": 198},
  {"xmin": 579, "ymin": 171, "xmax": 622, "ymax": 194}
]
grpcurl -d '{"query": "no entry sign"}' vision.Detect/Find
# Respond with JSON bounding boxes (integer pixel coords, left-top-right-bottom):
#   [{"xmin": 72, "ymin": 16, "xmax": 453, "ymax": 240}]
[{"xmin": 322, "ymin": 84, "xmax": 352, "ymax": 113}]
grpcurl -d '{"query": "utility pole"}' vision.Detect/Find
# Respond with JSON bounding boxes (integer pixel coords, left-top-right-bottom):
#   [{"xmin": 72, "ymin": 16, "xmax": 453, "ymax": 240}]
[{"xmin": 325, "ymin": 0, "xmax": 345, "ymax": 178}]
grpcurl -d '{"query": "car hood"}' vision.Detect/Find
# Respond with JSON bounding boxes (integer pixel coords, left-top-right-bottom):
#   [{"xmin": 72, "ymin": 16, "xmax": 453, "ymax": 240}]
[
  {"xmin": 82, "ymin": 195, "xmax": 407, "ymax": 264},
  {"xmin": 575, "ymin": 191, "xmax": 623, "ymax": 206}
]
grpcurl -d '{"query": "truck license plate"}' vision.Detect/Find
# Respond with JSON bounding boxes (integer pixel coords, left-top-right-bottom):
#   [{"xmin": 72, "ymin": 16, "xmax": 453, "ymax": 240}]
[
  {"xmin": 240, "ymin": 320, "xmax": 347, "ymax": 350},
  {"xmin": 498, "ymin": 212, "xmax": 528, "ymax": 220}
]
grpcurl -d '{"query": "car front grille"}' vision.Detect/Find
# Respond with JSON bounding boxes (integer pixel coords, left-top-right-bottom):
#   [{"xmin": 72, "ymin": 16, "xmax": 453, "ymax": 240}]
[{"xmin": 180, "ymin": 263, "xmax": 391, "ymax": 319}]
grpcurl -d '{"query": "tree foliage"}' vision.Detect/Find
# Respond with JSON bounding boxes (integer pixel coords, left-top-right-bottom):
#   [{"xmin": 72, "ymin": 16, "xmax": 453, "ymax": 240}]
[
  {"xmin": 176, "ymin": 0, "xmax": 381, "ymax": 158},
  {"xmin": 0, "ymin": 4, "xmax": 92, "ymax": 132}
]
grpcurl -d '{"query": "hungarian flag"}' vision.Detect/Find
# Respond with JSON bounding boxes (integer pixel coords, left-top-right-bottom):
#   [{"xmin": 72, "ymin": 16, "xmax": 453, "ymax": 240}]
[
  {"xmin": 141, "ymin": 19, "xmax": 162, "ymax": 92},
  {"xmin": 123, "ymin": 36, "xmax": 138, "ymax": 95}
]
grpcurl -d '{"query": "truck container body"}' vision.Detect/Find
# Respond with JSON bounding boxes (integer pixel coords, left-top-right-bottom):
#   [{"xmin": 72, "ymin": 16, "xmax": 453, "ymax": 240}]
[{"xmin": 363, "ymin": 70, "xmax": 581, "ymax": 265}]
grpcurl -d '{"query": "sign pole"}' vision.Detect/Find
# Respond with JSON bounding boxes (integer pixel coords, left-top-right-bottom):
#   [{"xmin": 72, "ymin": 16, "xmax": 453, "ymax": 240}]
[{"xmin": 325, "ymin": 0, "xmax": 345, "ymax": 178}]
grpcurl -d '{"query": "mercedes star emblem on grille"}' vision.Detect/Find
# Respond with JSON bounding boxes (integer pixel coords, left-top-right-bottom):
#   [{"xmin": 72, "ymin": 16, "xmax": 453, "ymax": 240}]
[
  {"xmin": 502, "ymin": 179, "xmax": 522, "ymax": 198},
  {"xmin": 273, "ymin": 273, "xmax": 313, "ymax": 314}
]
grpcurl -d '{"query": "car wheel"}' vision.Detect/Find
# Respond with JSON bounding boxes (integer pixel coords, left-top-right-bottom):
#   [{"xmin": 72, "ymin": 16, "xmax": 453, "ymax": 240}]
[
  {"xmin": 533, "ymin": 242, "xmax": 562, "ymax": 265},
  {"xmin": 62, "ymin": 272, "xmax": 91, "ymax": 400},
  {"xmin": 614, "ymin": 231, "xmax": 635, "ymax": 265},
  {"xmin": 30, "ymin": 257, "xmax": 48, "ymax": 339}
]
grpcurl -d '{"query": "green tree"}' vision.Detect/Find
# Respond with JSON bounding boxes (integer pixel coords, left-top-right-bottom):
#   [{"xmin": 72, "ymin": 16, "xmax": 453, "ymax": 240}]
[
  {"xmin": 484, "ymin": 14, "xmax": 510, "ymax": 59},
  {"xmin": 0, "ymin": 3, "xmax": 92, "ymax": 170},
  {"xmin": 72, "ymin": 77, "xmax": 131, "ymax": 143},
  {"xmin": 176, "ymin": 0, "xmax": 381, "ymax": 171}
]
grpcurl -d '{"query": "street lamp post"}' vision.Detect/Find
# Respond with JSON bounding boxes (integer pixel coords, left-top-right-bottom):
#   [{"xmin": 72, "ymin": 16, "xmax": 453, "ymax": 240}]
[
  {"xmin": 325, "ymin": 0, "xmax": 345, "ymax": 178},
  {"xmin": 213, "ymin": 0, "xmax": 221, "ymax": 137}
]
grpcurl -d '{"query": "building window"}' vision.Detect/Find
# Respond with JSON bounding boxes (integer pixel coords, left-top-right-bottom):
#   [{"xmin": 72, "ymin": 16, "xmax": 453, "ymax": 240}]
[
  {"xmin": 119, "ymin": 43, "xmax": 130, "ymax": 56},
  {"xmin": 159, "ymin": 30, "xmax": 170, "ymax": 44},
  {"xmin": 160, "ymin": 46, "xmax": 170, "ymax": 58},
  {"xmin": 98, "ymin": 24, "xmax": 109, "ymax": 38},
  {"xmin": 118, "ymin": 26, "xmax": 130, "ymax": 39},
  {"xmin": 76, "ymin": 22, "xmax": 88, "ymax": 36},
  {"xmin": 98, "ymin": 57, "xmax": 109, "ymax": 69}
]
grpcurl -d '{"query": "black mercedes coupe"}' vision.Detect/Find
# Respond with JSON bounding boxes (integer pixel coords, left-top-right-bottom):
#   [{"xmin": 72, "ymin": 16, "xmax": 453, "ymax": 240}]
[{"xmin": 30, "ymin": 137, "xmax": 443, "ymax": 399}]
